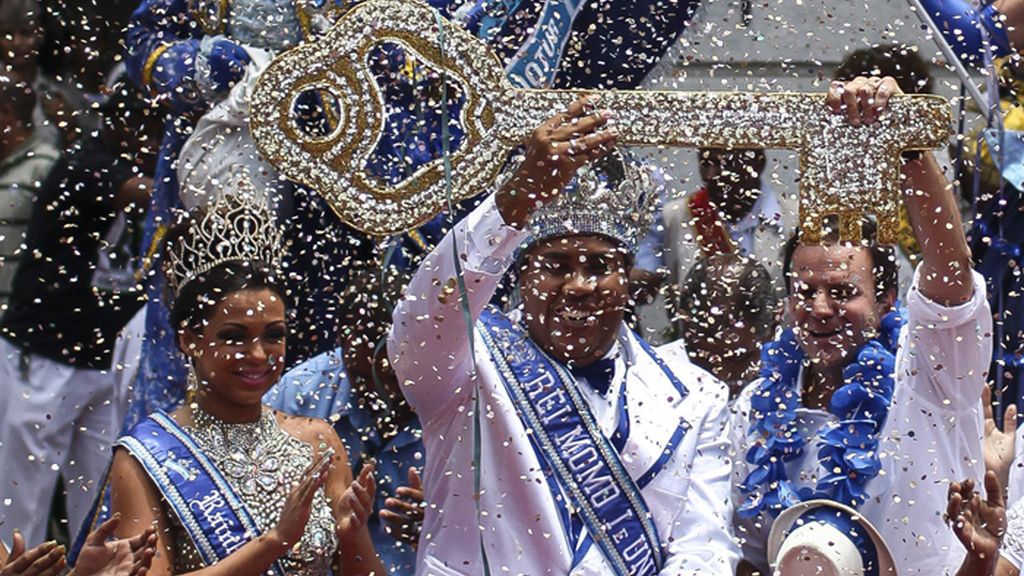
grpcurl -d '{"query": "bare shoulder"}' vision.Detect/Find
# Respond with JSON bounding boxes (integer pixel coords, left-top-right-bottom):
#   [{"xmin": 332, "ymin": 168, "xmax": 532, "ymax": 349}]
[
  {"xmin": 109, "ymin": 446, "xmax": 166, "ymax": 539},
  {"xmin": 110, "ymin": 444, "xmax": 147, "ymax": 480},
  {"xmin": 273, "ymin": 409, "xmax": 343, "ymax": 455}
]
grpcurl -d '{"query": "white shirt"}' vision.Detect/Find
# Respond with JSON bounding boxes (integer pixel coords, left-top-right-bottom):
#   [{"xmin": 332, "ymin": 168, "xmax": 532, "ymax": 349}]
[
  {"xmin": 1003, "ymin": 497, "xmax": 1024, "ymax": 570},
  {"xmin": 730, "ymin": 267, "xmax": 991, "ymax": 575},
  {"xmin": 389, "ymin": 195, "xmax": 740, "ymax": 575}
]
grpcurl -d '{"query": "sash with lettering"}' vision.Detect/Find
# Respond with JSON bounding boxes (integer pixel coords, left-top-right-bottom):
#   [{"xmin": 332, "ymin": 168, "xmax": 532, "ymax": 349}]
[
  {"xmin": 477, "ymin": 307, "xmax": 667, "ymax": 576},
  {"xmin": 117, "ymin": 412, "xmax": 286, "ymax": 576},
  {"xmin": 455, "ymin": 0, "xmax": 585, "ymax": 88}
]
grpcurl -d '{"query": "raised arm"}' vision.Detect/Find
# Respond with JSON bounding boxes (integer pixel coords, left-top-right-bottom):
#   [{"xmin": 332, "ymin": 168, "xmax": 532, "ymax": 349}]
[
  {"xmin": 827, "ymin": 76, "xmax": 974, "ymax": 306},
  {"xmin": 387, "ymin": 96, "xmax": 616, "ymax": 420},
  {"xmin": 125, "ymin": 0, "xmax": 250, "ymax": 112}
]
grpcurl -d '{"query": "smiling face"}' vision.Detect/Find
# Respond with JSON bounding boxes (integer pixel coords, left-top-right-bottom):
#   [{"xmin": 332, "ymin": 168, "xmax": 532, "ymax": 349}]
[
  {"xmin": 787, "ymin": 244, "xmax": 894, "ymax": 370},
  {"xmin": 519, "ymin": 235, "xmax": 631, "ymax": 367},
  {"xmin": 180, "ymin": 288, "xmax": 288, "ymax": 409}
]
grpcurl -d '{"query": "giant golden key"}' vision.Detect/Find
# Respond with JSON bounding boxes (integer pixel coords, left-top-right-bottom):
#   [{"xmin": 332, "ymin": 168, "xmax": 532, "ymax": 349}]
[{"xmin": 249, "ymin": 0, "xmax": 951, "ymax": 242}]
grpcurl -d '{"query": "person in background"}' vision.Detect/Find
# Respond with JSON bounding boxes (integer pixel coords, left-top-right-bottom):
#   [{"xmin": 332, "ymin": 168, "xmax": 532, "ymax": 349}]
[
  {"xmin": 0, "ymin": 71, "xmax": 60, "ymax": 306},
  {"xmin": 0, "ymin": 0, "xmax": 63, "ymax": 146},
  {"xmin": 266, "ymin": 264, "xmax": 424, "ymax": 574},
  {"xmin": 676, "ymin": 253, "xmax": 777, "ymax": 397},
  {"xmin": 2, "ymin": 516, "xmax": 157, "ymax": 576},
  {"xmin": 662, "ymin": 147, "xmax": 792, "ymax": 293},
  {"xmin": 634, "ymin": 146, "xmax": 792, "ymax": 342},
  {"xmin": 0, "ymin": 81, "xmax": 159, "ymax": 547}
]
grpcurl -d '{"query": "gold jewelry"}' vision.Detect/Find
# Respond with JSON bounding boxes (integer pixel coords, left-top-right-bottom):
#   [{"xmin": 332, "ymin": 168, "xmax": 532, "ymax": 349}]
[{"xmin": 141, "ymin": 44, "xmax": 171, "ymax": 88}]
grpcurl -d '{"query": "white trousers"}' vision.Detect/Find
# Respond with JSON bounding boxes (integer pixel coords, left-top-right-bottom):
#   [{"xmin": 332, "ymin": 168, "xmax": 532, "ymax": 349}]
[{"xmin": 0, "ymin": 309, "xmax": 145, "ymax": 547}]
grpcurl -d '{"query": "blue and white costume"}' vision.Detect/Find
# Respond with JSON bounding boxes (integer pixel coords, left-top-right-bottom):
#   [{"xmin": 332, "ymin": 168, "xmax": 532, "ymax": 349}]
[
  {"xmin": 117, "ymin": 409, "xmax": 338, "ymax": 575},
  {"xmin": 730, "ymin": 267, "xmax": 991, "ymax": 575},
  {"xmin": 388, "ymin": 194, "xmax": 739, "ymax": 575}
]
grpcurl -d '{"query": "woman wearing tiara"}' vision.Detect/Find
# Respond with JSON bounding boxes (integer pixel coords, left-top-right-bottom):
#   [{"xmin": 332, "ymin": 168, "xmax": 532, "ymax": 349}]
[{"xmin": 107, "ymin": 195, "xmax": 386, "ymax": 576}]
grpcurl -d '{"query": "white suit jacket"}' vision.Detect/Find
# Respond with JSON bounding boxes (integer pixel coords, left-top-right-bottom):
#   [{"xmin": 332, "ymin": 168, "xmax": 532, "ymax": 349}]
[{"xmin": 388, "ymin": 195, "xmax": 740, "ymax": 575}]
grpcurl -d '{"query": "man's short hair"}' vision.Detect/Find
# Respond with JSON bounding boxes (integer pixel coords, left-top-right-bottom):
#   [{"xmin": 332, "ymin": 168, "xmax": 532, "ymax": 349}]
[
  {"xmin": 834, "ymin": 44, "xmax": 934, "ymax": 95},
  {"xmin": 678, "ymin": 252, "xmax": 777, "ymax": 341},
  {"xmin": 781, "ymin": 218, "xmax": 899, "ymax": 300},
  {"xmin": 0, "ymin": 72, "xmax": 36, "ymax": 122}
]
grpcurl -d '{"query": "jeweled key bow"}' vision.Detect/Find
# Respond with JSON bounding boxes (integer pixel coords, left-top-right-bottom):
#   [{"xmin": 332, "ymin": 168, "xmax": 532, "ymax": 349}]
[{"xmin": 249, "ymin": 0, "xmax": 952, "ymax": 242}]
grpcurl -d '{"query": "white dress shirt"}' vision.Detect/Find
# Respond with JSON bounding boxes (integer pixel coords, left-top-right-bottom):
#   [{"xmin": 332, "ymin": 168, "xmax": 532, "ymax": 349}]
[
  {"xmin": 730, "ymin": 267, "xmax": 991, "ymax": 575},
  {"xmin": 389, "ymin": 194, "xmax": 740, "ymax": 575}
]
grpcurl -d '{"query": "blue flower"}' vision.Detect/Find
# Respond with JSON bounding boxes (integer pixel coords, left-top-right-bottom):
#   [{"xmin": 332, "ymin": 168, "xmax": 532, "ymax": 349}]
[{"xmin": 743, "ymin": 309, "xmax": 903, "ymax": 517}]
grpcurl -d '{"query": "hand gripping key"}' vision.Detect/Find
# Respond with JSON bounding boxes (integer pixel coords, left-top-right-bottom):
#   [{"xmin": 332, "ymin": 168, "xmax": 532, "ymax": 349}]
[{"xmin": 249, "ymin": 0, "xmax": 952, "ymax": 242}]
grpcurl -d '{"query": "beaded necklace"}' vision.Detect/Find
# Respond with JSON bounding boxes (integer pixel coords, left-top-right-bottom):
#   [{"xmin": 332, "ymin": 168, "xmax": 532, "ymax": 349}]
[{"xmin": 737, "ymin": 308, "xmax": 905, "ymax": 518}]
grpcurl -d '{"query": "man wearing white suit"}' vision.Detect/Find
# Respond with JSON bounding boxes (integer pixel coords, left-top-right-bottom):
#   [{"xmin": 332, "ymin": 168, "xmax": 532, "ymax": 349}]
[{"xmin": 388, "ymin": 97, "xmax": 739, "ymax": 575}]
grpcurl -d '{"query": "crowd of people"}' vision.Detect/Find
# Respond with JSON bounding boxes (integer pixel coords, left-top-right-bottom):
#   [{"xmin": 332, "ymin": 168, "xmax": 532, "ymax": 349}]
[{"xmin": 3, "ymin": 0, "xmax": 1024, "ymax": 575}]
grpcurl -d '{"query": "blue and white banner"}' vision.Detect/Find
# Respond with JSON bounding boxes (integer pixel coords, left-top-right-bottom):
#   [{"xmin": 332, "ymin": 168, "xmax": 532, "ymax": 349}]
[
  {"xmin": 478, "ymin": 307, "xmax": 663, "ymax": 576},
  {"xmin": 456, "ymin": 0, "xmax": 702, "ymax": 90},
  {"xmin": 117, "ymin": 412, "xmax": 286, "ymax": 576}
]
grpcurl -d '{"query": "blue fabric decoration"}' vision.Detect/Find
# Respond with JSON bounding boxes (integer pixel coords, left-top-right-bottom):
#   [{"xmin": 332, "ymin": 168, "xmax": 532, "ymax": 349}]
[
  {"xmin": 738, "ymin": 308, "xmax": 905, "ymax": 517},
  {"xmin": 569, "ymin": 356, "xmax": 617, "ymax": 396},
  {"xmin": 917, "ymin": 0, "xmax": 1013, "ymax": 68},
  {"xmin": 983, "ymin": 128, "xmax": 1024, "ymax": 193},
  {"xmin": 206, "ymin": 39, "xmax": 251, "ymax": 93}
]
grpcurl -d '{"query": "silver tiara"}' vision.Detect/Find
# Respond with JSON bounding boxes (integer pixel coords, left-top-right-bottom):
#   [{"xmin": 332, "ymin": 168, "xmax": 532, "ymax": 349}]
[
  {"xmin": 525, "ymin": 150, "xmax": 659, "ymax": 253},
  {"xmin": 164, "ymin": 192, "xmax": 284, "ymax": 296}
]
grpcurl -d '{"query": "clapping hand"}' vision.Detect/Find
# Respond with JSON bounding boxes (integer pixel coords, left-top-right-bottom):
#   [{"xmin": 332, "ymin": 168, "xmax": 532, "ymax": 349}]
[
  {"xmin": 272, "ymin": 449, "xmax": 332, "ymax": 548},
  {"xmin": 379, "ymin": 467, "xmax": 425, "ymax": 549},
  {"xmin": 0, "ymin": 536, "xmax": 66, "ymax": 576},
  {"xmin": 948, "ymin": 471, "xmax": 1006, "ymax": 569},
  {"xmin": 336, "ymin": 462, "xmax": 377, "ymax": 538},
  {"xmin": 74, "ymin": 515, "xmax": 157, "ymax": 576},
  {"xmin": 983, "ymin": 385, "xmax": 1018, "ymax": 491}
]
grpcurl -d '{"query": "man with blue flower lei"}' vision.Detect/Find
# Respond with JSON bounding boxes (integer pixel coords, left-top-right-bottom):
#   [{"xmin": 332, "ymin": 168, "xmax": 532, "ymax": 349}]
[{"xmin": 731, "ymin": 75, "xmax": 993, "ymax": 576}]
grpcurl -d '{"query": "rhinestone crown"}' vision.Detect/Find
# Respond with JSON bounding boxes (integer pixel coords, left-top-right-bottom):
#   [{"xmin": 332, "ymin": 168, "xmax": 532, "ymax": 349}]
[
  {"xmin": 526, "ymin": 151, "xmax": 659, "ymax": 253},
  {"xmin": 165, "ymin": 191, "xmax": 284, "ymax": 296}
]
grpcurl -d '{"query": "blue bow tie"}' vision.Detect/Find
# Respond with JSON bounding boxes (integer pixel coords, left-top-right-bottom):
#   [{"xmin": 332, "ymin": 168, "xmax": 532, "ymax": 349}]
[{"xmin": 570, "ymin": 357, "xmax": 617, "ymax": 396}]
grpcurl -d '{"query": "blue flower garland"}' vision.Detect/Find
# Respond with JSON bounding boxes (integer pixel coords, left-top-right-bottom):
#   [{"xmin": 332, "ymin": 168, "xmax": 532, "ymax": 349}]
[{"xmin": 738, "ymin": 308, "xmax": 905, "ymax": 518}]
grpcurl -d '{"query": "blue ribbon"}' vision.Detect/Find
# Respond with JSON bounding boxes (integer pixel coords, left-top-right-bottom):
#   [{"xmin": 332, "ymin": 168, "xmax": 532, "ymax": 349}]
[
  {"xmin": 504, "ymin": 0, "xmax": 586, "ymax": 88},
  {"xmin": 116, "ymin": 412, "xmax": 285, "ymax": 576},
  {"xmin": 478, "ymin": 307, "xmax": 665, "ymax": 575},
  {"xmin": 739, "ymin": 308, "xmax": 905, "ymax": 517}
]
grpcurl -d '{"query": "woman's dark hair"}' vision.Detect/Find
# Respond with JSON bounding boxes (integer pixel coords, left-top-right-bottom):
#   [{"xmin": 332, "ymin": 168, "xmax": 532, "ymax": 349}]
[{"xmin": 164, "ymin": 216, "xmax": 287, "ymax": 335}]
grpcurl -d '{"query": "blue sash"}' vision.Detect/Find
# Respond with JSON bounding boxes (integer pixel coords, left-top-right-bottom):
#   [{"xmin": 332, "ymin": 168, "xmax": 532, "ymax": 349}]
[
  {"xmin": 477, "ymin": 308, "xmax": 670, "ymax": 576},
  {"xmin": 500, "ymin": 0, "xmax": 586, "ymax": 88},
  {"xmin": 117, "ymin": 412, "xmax": 286, "ymax": 576}
]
